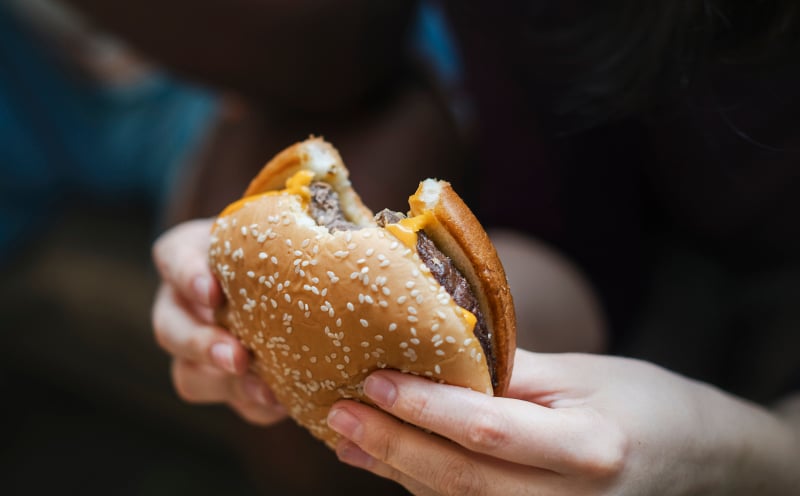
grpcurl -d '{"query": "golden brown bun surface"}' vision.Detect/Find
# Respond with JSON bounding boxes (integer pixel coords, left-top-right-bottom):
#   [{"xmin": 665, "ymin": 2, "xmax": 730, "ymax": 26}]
[
  {"xmin": 410, "ymin": 179, "xmax": 516, "ymax": 396},
  {"xmin": 209, "ymin": 138, "xmax": 515, "ymax": 447}
]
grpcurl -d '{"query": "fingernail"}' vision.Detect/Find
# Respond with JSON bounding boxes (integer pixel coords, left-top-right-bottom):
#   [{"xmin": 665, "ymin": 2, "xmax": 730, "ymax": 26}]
[
  {"xmin": 364, "ymin": 375, "xmax": 397, "ymax": 408},
  {"xmin": 337, "ymin": 440, "xmax": 373, "ymax": 469},
  {"xmin": 192, "ymin": 275, "xmax": 212, "ymax": 305},
  {"xmin": 243, "ymin": 375, "xmax": 270, "ymax": 405},
  {"xmin": 327, "ymin": 408, "xmax": 363, "ymax": 441},
  {"xmin": 210, "ymin": 342, "xmax": 237, "ymax": 374}
]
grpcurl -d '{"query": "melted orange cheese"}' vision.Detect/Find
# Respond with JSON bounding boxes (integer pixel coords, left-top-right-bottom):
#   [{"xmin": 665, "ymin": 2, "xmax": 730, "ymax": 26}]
[
  {"xmin": 219, "ymin": 169, "xmax": 315, "ymax": 217},
  {"xmin": 385, "ymin": 191, "xmax": 477, "ymax": 332},
  {"xmin": 384, "ymin": 211, "xmax": 434, "ymax": 249},
  {"xmin": 460, "ymin": 307, "xmax": 477, "ymax": 332}
]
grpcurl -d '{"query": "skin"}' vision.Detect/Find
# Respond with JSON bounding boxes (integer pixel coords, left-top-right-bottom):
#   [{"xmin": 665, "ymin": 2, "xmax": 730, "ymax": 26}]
[
  {"xmin": 152, "ymin": 218, "xmax": 800, "ymax": 495},
  {"xmin": 151, "ymin": 219, "xmax": 287, "ymax": 425}
]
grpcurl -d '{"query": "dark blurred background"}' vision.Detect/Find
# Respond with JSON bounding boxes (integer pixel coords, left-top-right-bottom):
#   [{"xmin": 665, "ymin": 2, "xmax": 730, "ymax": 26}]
[
  {"xmin": 2, "ymin": 0, "xmax": 800, "ymax": 494},
  {"xmin": 0, "ymin": 0, "xmax": 459, "ymax": 494}
]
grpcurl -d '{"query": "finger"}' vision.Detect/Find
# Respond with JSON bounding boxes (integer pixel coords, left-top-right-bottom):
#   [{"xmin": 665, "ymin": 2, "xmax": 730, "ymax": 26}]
[
  {"xmin": 228, "ymin": 386, "xmax": 286, "ymax": 426},
  {"xmin": 171, "ymin": 359, "xmax": 236, "ymax": 403},
  {"xmin": 172, "ymin": 359, "xmax": 286, "ymax": 414},
  {"xmin": 362, "ymin": 370, "xmax": 626, "ymax": 476},
  {"xmin": 153, "ymin": 284, "xmax": 249, "ymax": 374},
  {"xmin": 152, "ymin": 219, "xmax": 222, "ymax": 307},
  {"xmin": 335, "ymin": 440, "xmax": 439, "ymax": 496},
  {"xmin": 506, "ymin": 349, "xmax": 583, "ymax": 401},
  {"xmin": 328, "ymin": 401, "xmax": 555, "ymax": 495}
]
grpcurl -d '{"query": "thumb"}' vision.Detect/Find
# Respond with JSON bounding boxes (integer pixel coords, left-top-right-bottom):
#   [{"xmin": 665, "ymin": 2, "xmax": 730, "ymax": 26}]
[{"xmin": 506, "ymin": 349, "xmax": 604, "ymax": 403}]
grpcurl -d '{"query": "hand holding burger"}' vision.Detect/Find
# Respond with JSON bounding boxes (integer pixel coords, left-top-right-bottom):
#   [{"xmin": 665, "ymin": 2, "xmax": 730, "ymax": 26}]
[{"xmin": 208, "ymin": 137, "xmax": 516, "ymax": 446}]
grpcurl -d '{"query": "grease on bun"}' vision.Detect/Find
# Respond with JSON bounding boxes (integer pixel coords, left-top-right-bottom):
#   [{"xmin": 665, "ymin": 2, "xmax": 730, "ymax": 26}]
[{"xmin": 209, "ymin": 138, "xmax": 515, "ymax": 447}]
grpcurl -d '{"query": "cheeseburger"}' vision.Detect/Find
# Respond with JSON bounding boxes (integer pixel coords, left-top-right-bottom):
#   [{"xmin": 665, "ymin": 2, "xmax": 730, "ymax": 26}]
[{"xmin": 209, "ymin": 138, "xmax": 515, "ymax": 447}]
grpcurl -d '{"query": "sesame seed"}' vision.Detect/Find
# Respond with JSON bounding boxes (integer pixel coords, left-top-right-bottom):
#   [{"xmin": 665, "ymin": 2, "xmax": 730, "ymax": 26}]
[
  {"xmin": 464, "ymin": 338, "xmax": 473, "ymax": 346},
  {"xmin": 284, "ymin": 294, "xmax": 291, "ymax": 303},
  {"xmin": 365, "ymin": 248, "xmax": 374, "ymax": 256},
  {"xmin": 407, "ymin": 315, "xmax": 419, "ymax": 323},
  {"xmin": 397, "ymin": 296, "xmax": 408, "ymax": 304},
  {"xmin": 347, "ymin": 302, "xmax": 355, "ymax": 312},
  {"xmin": 388, "ymin": 323, "xmax": 397, "ymax": 332},
  {"xmin": 271, "ymin": 256, "xmax": 278, "ymax": 264},
  {"xmin": 410, "ymin": 338, "xmax": 420, "ymax": 345},
  {"xmin": 434, "ymin": 364, "xmax": 441, "ymax": 374},
  {"xmin": 247, "ymin": 271, "xmax": 256, "ymax": 278},
  {"xmin": 405, "ymin": 281, "xmax": 415, "ymax": 289},
  {"xmin": 399, "ymin": 342, "xmax": 408, "ymax": 349},
  {"xmin": 360, "ymin": 319, "xmax": 369, "ymax": 328},
  {"xmin": 431, "ymin": 334, "xmax": 441, "ymax": 342},
  {"xmin": 436, "ymin": 350, "xmax": 446, "ymax": 356},
  {"xmin": 408, "ymin": 306, "xmax": 417, "ymax": 315},
  {"xmin": 258, "ymin": 252, "xmax": 268, "ymax": 260},
  {"xmin": 445, "ymin": 336, "xmax": 456, "ymax": 344}
]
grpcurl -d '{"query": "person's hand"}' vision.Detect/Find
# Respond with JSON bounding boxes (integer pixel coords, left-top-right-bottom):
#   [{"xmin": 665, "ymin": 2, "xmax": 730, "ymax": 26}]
[
  {"xmin": 326, "ymin": 349, "xmax": 800, "ymax": 495},
  {"xmin": 152, "ymin": 219, "xmax": 287, "ymax": 425}
]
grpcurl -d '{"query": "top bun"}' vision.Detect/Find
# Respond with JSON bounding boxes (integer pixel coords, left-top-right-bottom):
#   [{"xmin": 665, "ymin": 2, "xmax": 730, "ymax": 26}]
[{"xmin": 209, "ymin": 138, "xmax": 515, "ymax": 447}]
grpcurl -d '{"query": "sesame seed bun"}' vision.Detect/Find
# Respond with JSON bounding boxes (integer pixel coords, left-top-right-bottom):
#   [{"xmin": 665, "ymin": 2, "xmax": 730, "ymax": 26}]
[{"xmin": 209, "ymin": 138, "xmax": 516, "ymax": 448}]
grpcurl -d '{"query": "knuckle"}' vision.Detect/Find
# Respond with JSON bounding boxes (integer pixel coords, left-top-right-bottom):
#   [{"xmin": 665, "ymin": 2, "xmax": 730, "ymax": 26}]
[
  {"xmin": 151, "ymin": 306, "xmax": 171, "ymax": 352},
  {"xmin": 368, "ymin": 425, "xmax": 402, "ymax": 465},
  {"xmin": 231, "ymin": 402, "xmax": 278, "ymax": 426},
  {"xmin": 402, "ymin": 391, "xmax": 434, "ymax": 424},
  {"xmin": 435, "ymin": 456, "xmax": 484, "ymax": 496},
  {"xmin": 185, "ymin": 332, "xmax": 208, "ymax": 361},
  {"xmin": 578, "ymin": 415, "xmax": 628, "ymax": 478},
  {"xmin": 464, "ymin": 406, "xmax": 508, "ymax": 452},
  {"xmin": 171, "ymin": 361, "xmax": 199, "ymax": 403}
]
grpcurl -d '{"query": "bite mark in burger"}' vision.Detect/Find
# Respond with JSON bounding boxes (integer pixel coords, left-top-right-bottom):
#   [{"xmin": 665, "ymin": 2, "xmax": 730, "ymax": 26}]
[{"xmin": 209, "ymin": 138, "xmax": 515, "ymax": 447}]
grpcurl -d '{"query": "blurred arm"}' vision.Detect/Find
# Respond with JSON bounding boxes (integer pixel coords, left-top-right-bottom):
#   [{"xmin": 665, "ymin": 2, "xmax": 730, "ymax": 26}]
[
  {"xmin": 62, "ymin": 0, "xmax": 417, "ymax": 113},
  {"xmin": 490, "ymin": 228, "xmax": 607, "ymax": 353}
]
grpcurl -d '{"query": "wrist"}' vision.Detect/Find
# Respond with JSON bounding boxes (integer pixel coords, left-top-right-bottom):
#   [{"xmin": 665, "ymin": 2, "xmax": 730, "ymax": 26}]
[{"xmin": 693, "ymin": 383, "xmax": 800, "ymax": 495}]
